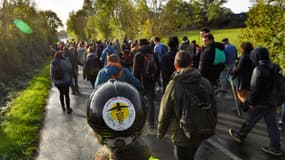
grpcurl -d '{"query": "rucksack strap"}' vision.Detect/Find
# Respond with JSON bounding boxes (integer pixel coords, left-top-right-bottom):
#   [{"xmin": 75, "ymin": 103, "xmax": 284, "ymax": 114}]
[{"xmin": 111, "ymin": 68, "xmax": 124, "ymax": 80}]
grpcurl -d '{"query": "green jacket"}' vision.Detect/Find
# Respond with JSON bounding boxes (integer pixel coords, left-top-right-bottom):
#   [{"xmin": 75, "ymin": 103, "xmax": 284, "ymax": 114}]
[{"xmin": 157, "ymin": 67, "xmax": 216, "ymax": 146}]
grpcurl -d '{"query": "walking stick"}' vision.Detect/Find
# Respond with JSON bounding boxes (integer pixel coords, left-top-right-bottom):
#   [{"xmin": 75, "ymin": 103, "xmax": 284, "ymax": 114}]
[{"xmin": 228, "ymin": 75, "xmax": 241, "ymax": 117}]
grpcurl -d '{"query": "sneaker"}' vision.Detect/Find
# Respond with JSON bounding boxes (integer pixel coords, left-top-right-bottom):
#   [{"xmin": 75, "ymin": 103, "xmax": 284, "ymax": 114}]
[
  {"xmin": 261, "ymin": 146, "xmax": 282, "ymax": 156},
  {"xmin": 228, "ymin": 129, "xmax": 243, "ymax": 143},
  {"xmin": 278, "ymin": 121, "xmax": 284, "ymax": 131}
]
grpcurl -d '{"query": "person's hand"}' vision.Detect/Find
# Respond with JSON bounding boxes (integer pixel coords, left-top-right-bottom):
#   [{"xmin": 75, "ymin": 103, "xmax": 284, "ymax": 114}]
[{"xmin": 249, "ymin": 105, "xmax": 255, "ymax": 110}]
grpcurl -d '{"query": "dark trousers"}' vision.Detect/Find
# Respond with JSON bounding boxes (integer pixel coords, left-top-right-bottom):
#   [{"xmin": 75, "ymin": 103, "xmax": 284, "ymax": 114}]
[
  {"xmin": 70, "ymin": 72, "xmax": 79, "ymax": 93},
  {"xmin": 56, "ymin": 83, "xmax": 71, "ymax": 111},
  {"xmin": 143, "ymin": 84, "xmax": 155, "ymax": 127},
  {"xmin": 173, "ymin": 145, "xmax": 199, "ymax": 160},
  {"xmin": 281, "ymin": 104, "xmax": 285, "ymax": 123},
  {"xmin": 238, "ymin": 106, "xmax": 280, "ymax": 150},
  {"xmin": 89, "ymin": 79, "xmax": 96, "ymax": 89}
]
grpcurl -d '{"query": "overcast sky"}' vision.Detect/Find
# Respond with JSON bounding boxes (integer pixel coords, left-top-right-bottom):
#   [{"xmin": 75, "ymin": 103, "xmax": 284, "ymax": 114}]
[{"xmin": 30, "ymin": 0, "xmax": 253, "ymax": 29}]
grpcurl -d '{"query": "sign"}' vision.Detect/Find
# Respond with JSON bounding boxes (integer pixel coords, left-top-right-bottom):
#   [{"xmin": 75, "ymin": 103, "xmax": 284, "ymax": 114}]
[{"xmin": 103, "ymin": 97, "xmax": 136, "ymax": 131}]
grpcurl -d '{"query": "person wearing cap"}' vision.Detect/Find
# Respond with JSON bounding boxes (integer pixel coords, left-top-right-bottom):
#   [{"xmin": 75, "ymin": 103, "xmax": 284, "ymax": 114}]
[
  {"xmin": 219, "ymin": 38, "xmax": 237, "ymax": 93},
  {"xmin": 179, "ymin": 36, "xmax": 192, "ymax": 53},
  {"xmin": 95, "ymin": 54, "xmax": 141, "ymax": 89}
]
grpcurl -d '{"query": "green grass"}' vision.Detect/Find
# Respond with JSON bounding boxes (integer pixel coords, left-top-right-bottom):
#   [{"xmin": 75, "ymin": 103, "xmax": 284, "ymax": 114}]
[
  {"xmin": 0, "ymin": 63, "xmax": 51, "ymax": 160},
  {"xmin": 163, "ymin": 28, "xmax": 243, "ymax": 50}
]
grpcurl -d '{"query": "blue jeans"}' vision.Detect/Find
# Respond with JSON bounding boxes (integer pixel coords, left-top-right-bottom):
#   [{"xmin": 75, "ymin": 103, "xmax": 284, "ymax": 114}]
[
  {"xmin": 281, "ymin": 103, "xmax": 285, "ymax": 123},
  {"xmin": 220, "ymin": 70, "xmax": 228, "ymax": 91},
  {"xmin": 238, "ymin": 106, "xmax": 280, "ymax": 150},
  {"xmin": 219, "ymin": 66, "xmax": 233, "ymax": 91},
  {"xmin": 173, "ymin": 145, "xmax": 199, "ymax": 160}
]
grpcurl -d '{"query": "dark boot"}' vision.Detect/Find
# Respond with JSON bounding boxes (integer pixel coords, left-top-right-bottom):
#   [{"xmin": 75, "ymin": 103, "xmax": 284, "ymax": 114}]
[{"xmin": 61, "ymin": 105, "xmax": 66, "ymax": 112}]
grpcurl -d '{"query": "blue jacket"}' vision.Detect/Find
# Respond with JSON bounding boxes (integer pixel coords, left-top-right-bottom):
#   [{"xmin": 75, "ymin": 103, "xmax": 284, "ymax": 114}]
[
  {"xmin": 224, "ymin": 44, "xmax": 237, "ymax": 67},
  {"xmin": 154, "ymin": 43, "xmax": 168, "ymax": 64},
  {"xmin": 101, "ymin": 45, "xmax": 119, "ymax": 66},
  {"xmin": 95, "ymin": 65, "xmax": 141, "ymax": 89}
]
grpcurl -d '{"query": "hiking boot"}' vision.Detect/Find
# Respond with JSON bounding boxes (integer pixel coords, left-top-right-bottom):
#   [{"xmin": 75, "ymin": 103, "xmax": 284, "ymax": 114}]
[
  {"xmin": 228, "ymin": 129, "xmax": 243, "ymax": 143},
  {"xmin": 261, "ymin": 146, "xmax": 282, "ymax": 156},
  {"xmin": 67, "ymin": 108, "xmax": 73, "ymax": 114}
]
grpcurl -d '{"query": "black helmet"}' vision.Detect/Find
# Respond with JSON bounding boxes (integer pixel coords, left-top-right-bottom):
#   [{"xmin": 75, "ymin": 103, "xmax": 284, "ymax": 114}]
[{"xmin": 87, "ymin": 80, "xmax": 146, "ymax": 143}]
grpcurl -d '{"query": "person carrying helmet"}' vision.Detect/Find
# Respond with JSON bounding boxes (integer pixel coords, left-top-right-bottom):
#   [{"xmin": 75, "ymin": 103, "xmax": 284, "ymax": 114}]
[{"xmin": 87, "ymin": 80, "xmax": 155, "ymax": 160}]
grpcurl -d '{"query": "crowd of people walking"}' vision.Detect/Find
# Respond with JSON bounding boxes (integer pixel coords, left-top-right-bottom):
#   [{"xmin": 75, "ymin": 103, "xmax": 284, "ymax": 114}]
[{"xmin": 49, "ymin": 27, "xmax": 284, "ymax": 159}]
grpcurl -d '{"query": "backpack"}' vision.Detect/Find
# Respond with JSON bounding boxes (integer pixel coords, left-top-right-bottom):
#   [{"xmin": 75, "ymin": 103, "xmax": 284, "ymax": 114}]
[
  {"xmin": 121, "ymin": 50, "xmax": 133, "ymax": 66},
  {"xmin": 263, "ymin": 64, "xmax": 285, "ymax": 106},
  {"xmin": 176, "ymin": 79, "xmax": 217, "ymax": 139},
  {"xmin": 213, "ymin": 48, "xmax": 226, "ymax": 65},
  {"xmin": 86, "ymin": 54, "xmax": 102, "ymax": 77},
  {"xmin": 52, "ymin": 59, "xmax": 65, "ymax": 80},
  {"xmin": 141, "ymin": 53, "xmax": 158, "ymax": 81}
]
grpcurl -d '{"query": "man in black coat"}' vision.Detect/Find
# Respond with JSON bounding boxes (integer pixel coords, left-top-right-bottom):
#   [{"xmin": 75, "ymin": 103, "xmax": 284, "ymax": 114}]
[
  {"xmin": 199, "ymin": 34, "xmax": 225, "ymax": 86},
  {"xmin": 133, "ymin": 39, "xmax": 160, "ymax": 129}
]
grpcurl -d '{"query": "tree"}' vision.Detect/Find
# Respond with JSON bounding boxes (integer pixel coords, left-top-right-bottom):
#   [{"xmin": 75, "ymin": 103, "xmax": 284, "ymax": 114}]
[
  {"xmin": 67, "ymin": 10, "xmax": 88, "ymax": 40},
  {"xmin": 241, "ymin": 1, "xmax": 285, "ymax": 68},
  {"xmin": 160, "ymin": 0, "xmax": 194, "ymax": 34}
]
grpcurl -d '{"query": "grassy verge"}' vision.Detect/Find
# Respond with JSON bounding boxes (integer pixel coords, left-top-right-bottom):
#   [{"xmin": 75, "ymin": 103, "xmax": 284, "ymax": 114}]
[
  {"xmin": 163, "ymin": 28, "xmax": 243, "ymax": 49},
  {"xmin": 0, "ymin": 63, "xmax": 51, "ymax": 160}
]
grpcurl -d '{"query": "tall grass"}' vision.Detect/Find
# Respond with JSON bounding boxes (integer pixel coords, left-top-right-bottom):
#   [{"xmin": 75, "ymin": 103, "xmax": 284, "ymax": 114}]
[{"xmin": 0, "ymin": 63, "xmax": 51, "ymax": 160}]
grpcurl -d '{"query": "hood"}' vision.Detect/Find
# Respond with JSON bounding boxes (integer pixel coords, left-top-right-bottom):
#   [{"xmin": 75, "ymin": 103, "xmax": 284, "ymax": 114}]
[
  {"xmin": 250, "ymin": 47, "xmax": 270, "ymax": 66},
  {"xmin": 137, "ymin": 45, "xmax": 153, "ymax": 54},
  {"xmin": 169, "ymin": 48, "xmax": 178, "ymax": 55},
  {"xmin": 182, "ymin": 40, "xmax": 189, "ymax": 44},
  {"xmin": 173, "ymin": 68, "xmax": 201, "ymax": 84},
  {"xmin": 213, "ymin": 42, "xmax": 225, "ymax": 50},
  {"xmin": 87, "ymin": 52, "xmax": 96, "ymax": 57}
]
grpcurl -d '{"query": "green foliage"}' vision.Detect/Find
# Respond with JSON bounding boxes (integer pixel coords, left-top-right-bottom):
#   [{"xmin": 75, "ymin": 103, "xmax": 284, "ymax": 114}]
[
  {"xmin": 0, "ymin": 63, "xmax": 51, "ymax": 159},
  {"xmin": 0, "ymin": 0, "xmax": 60, "ymax": 76},
  {"xmin": 67, "ymin": 0, "xmax": 231, "ymax": 40},
  {"xmin": 67, "ymin": 10, "xmax": 88, "ymax": 40},
  {"xmin": 240, "ymin": 1, "xmax": 285, "ymax": 69}
]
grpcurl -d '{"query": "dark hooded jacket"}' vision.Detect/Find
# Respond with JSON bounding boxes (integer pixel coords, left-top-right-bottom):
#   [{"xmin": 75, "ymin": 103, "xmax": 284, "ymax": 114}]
[
  {"xmin": 232, "ymin": 53, "xmax": 254, "ymax": 90},
  {"xmin": 247, "ymin": 47, "xmax": 276, "ymax": 108},
  {"xmin": 158, "ymin": 68, "xmax": 216, "ymax": 146},
  {"xmin": 133, "ymin": 45, "xmax": 159, "ymax": 86},
  {"xmin": 199, "ymin": 42, "xmax": 225, "ymax": 85},
  {"xmin": 160, "ymin": 47, "xmax": 179, "ymax": 89}
]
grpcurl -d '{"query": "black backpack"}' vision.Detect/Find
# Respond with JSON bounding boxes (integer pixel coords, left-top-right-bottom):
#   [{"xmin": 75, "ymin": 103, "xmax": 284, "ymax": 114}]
[
  {"xmin": 175, "ymin": 79, "xmax": 217, "ymax": 139},
  {"xmin": 52, "ymin": 59, "xmax": 64, "ymax": 80},
  {"xmin": 263, "ymin": 64, "xmax": 285, "ymax": 106},
  {"xmin": 141, "ymin": 53, "xmax": 158, "ymax": 81},
  {"xmin": 86, "ymin": 54, "xmax": 102, "ymax": 77}
]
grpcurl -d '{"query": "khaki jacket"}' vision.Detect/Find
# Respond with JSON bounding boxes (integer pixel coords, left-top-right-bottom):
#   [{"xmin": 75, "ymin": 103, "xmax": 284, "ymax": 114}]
[{"xmin": 157, "ymin": 67, "xmax": 216, "ymax": 146}]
